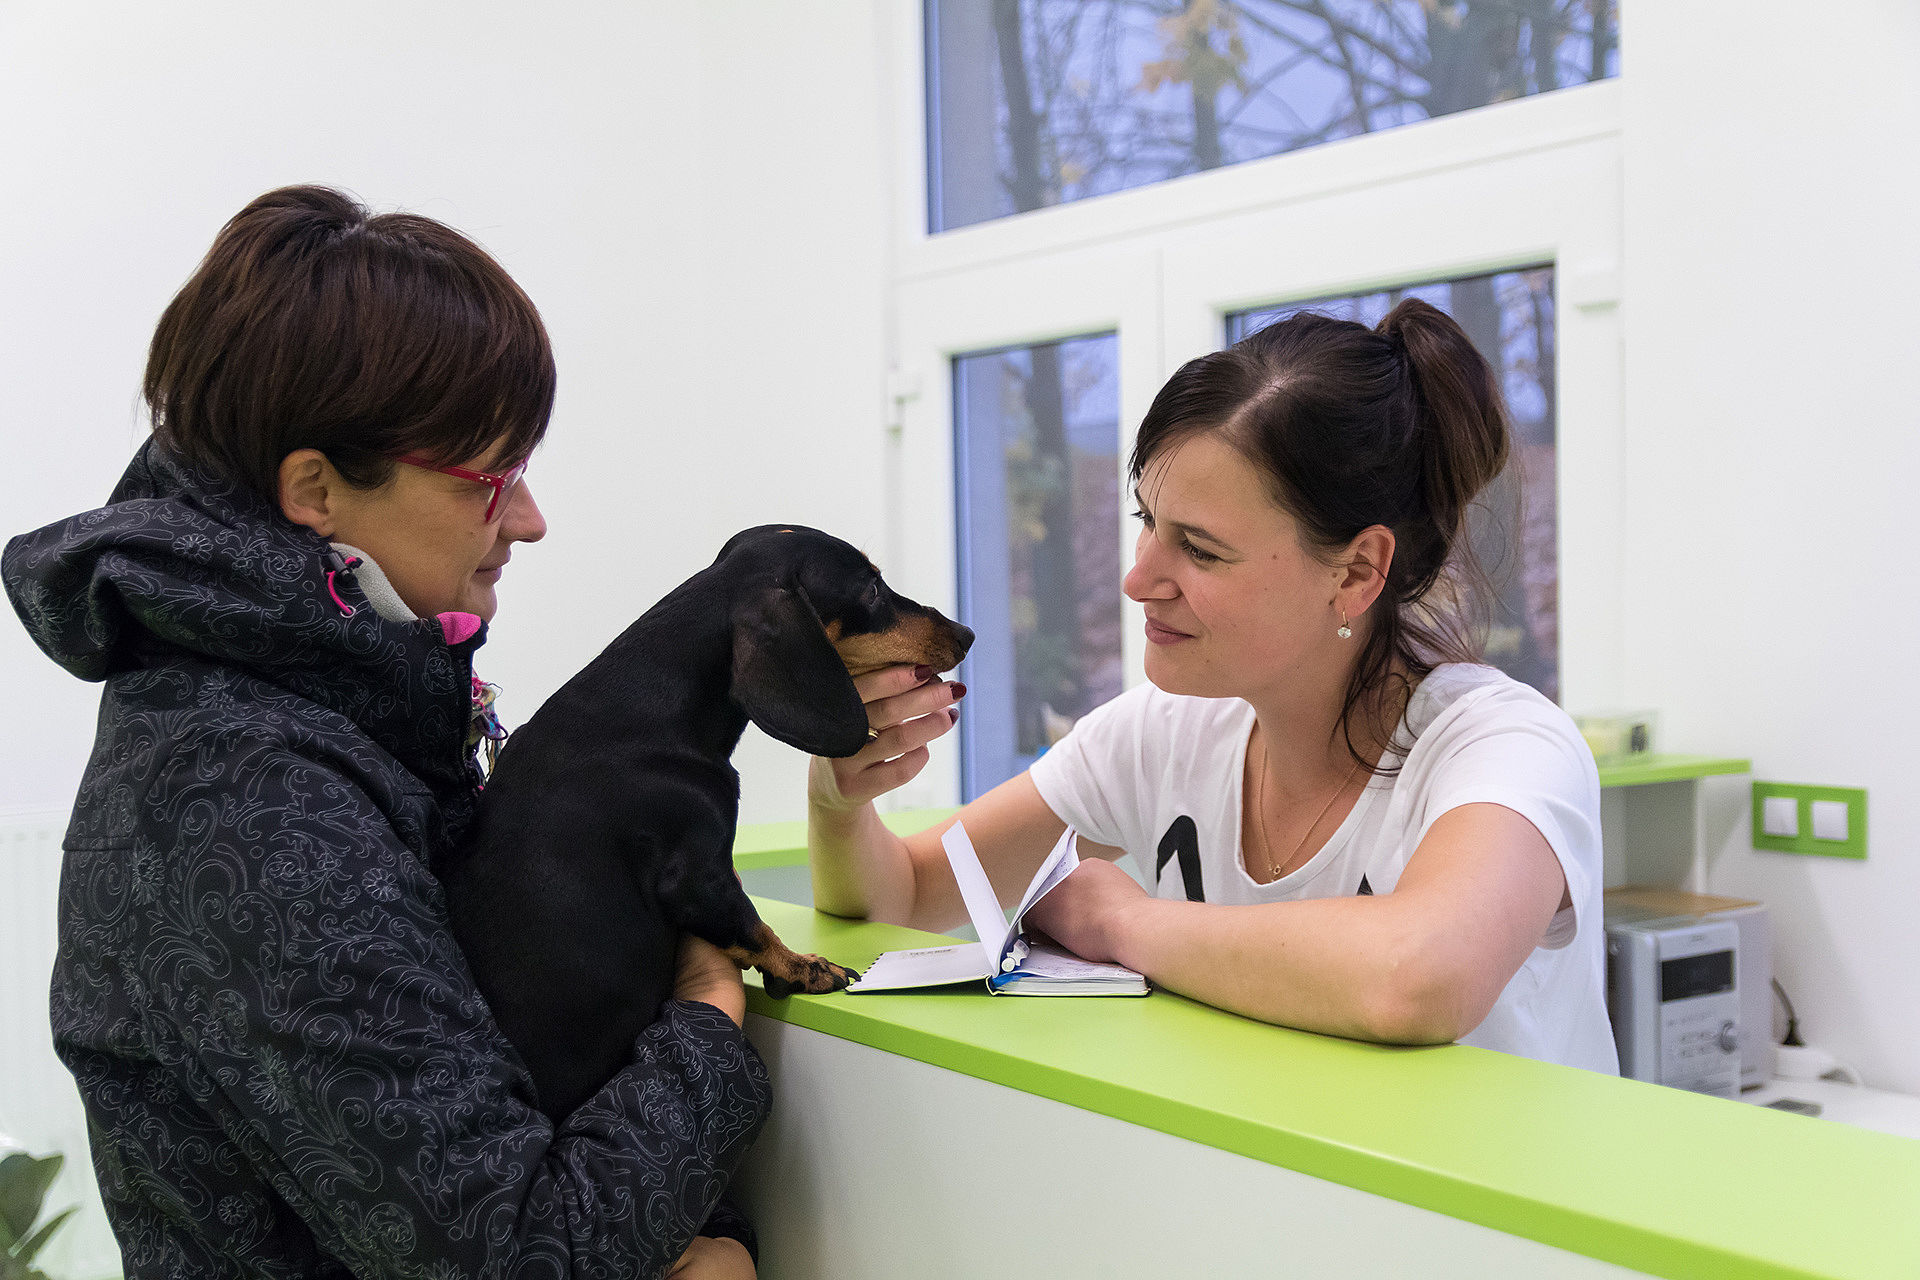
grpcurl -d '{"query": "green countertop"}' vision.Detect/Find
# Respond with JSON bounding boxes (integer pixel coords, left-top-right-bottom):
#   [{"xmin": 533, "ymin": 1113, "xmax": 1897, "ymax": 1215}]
[{"xmin": 742, "ymin": 898, "xmax": 1918, "ymax": 1280}]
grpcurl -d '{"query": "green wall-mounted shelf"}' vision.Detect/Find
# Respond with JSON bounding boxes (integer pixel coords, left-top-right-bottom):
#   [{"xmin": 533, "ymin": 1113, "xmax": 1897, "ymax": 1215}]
[{"xmin": 1594, "ymin": 754, "xmax": 1750, "ymax": 789}]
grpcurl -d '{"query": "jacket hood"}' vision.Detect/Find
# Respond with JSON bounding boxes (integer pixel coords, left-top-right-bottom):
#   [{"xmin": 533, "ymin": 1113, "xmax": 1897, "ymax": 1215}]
[{"xmin": 4, "ymin": 439, "xmax": 486, "ymax": 791}]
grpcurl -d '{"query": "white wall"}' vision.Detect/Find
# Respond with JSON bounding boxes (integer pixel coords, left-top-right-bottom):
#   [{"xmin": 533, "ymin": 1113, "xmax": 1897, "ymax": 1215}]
[
  {"xmin": 0, "ymin": 0, "xmax": 896, "ymax": 829},
  {"xmin": 1619, "ymin": 5, "xmax": 1920, "ymax": 1091},
  {"xmin": 1, "ymin": 3, "xmax": 891, "ymax": 1273}
]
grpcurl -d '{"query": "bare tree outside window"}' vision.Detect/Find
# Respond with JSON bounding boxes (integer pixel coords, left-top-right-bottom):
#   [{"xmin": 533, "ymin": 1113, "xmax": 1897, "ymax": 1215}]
[
  {"xmin": 1227, "ymin": 265, "xmax": 1560, "ymax": 701},
  {"xmin": 955, "ymin": 335, "xmax": 1124, "ymax": 799},
  {"xmin": 928, "ymin": 0, "xmax": 1620, "ymax": 231},
  {"xmin": 934, "ymin": 3, "xmax": 1591, "ymax": 791}
]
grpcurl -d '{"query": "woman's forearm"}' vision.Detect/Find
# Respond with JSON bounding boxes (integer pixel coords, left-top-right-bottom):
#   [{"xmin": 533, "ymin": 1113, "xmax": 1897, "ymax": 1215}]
[
  {"xmin": 809, "ymin": 771, "xmax": 1075, "ymax": 935},
  {"xmin": 808, "ymin": 800, "xmax": 919, "ymax": 925},
  {"xmin": 1114, "ymin": 896, "xmax": 1469, "ymax": 1045}
]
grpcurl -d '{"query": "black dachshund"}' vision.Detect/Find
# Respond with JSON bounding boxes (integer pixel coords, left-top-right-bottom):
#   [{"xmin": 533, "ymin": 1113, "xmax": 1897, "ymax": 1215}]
[{"xmin": 443, "ymin": 525, "xmax": 973, "ymax": 1118}]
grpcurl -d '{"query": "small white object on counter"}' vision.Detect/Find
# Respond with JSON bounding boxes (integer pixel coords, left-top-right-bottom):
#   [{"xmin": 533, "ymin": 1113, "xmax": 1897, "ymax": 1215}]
[{"xmin": 1742, "ymin": 1076, "xmax": 1920, "ymax": 1142}]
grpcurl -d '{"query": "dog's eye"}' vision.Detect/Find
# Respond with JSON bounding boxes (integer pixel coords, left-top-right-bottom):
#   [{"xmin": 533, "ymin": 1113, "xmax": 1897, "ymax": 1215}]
[{"xmin": 863, "ymin": 580, "xmax": 883, "ymax": 607}]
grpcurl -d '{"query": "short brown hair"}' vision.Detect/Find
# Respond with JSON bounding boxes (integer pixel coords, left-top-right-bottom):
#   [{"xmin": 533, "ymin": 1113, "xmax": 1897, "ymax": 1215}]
[{"xmin": 145, "ymin": 185, "xmax": 555, "ymax": 500}]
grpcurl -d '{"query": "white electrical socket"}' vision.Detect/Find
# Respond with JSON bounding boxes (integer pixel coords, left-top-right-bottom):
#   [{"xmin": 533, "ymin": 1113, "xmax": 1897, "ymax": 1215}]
[{"xmin": 1810, "ymin": 800, "xmax": 1849, "ymax": 841}]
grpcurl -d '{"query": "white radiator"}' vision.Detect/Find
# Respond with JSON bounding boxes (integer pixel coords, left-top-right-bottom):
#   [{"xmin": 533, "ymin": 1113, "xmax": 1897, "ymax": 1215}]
[{"xmin": 1, "ymin": 808, "xmax": 122, "ymax": 1280}]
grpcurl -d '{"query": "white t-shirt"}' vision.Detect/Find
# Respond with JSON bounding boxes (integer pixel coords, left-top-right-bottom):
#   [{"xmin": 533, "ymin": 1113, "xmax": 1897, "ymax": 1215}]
[{"xmin": 1028, "ymin": 664, "xmax": 1619, "ymax": 1074}]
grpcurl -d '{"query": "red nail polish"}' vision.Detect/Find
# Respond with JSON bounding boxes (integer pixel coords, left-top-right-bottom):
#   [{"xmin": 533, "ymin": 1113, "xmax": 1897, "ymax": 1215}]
[
  {"xmin": 950, "ymin": 682, "xmax": 967, "ymax": 699},
  {"xmin": 913, "ymin": 665, "xmax": 935, "ymax": 682}
]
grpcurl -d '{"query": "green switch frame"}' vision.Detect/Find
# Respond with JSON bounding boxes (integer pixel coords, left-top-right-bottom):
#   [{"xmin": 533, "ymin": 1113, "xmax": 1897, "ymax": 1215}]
[{"xmin": 1751, "ymin": 781, "xmax": 1868, "ymax": 859}]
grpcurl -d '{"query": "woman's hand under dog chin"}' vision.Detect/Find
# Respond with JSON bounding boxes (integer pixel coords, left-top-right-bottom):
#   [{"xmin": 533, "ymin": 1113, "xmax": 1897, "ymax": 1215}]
[
  {"xmin": 1020, "ymin": 859, "xmax": 1154, "ymax": 967},
  {"xmin": 668, "ymin": 1235, "xmax": 755, "ymax": 1278},
  {"xmin": 672, "ymin": 936, "xmax": 746, "ymax": 1027},
  {"xmin": 808, "ymin": 663, "xmax": 966, "ymax": 813}
]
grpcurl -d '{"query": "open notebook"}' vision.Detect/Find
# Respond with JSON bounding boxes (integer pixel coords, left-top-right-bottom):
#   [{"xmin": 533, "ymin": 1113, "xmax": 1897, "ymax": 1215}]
[{"xmin": 846, "ymin": 822, "xmax": 1149, "ymax": 997}]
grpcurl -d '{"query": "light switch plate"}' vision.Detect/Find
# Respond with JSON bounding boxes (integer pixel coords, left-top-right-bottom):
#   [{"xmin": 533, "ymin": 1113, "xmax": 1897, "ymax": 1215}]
[
  {"xmin": 1761, "ymin": 795, "xmax": 1798, "ymax": 837},
  {"xmin": 1752, "ymin": 782, "xmax": 1868, "ymax": 859}
]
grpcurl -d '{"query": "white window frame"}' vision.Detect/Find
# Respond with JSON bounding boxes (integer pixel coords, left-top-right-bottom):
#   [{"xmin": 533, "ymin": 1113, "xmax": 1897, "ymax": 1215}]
[{"xmin": 877, "ymin": 6, "xmax": 1625, "ymax": 811}]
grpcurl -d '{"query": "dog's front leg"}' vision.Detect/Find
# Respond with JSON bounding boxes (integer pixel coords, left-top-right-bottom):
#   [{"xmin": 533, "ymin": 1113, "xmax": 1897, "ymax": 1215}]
[
  {"xmin": 726, "ymin": 919, "xmax": 861, "ymax": 1000},
  {"xmin": 656, "ymin": 854, "xmax": 860, "ymax": 999}
]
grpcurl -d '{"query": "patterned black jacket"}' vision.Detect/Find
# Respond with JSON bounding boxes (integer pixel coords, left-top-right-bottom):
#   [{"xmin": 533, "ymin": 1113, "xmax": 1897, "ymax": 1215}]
[{"xmin": 2, "ymin": 442, "xmax": 770, "ymax": 1279}]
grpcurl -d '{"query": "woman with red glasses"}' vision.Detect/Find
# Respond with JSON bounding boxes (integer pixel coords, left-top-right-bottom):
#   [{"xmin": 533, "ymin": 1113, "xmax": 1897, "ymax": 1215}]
[{"xmin": 3, "ymin": 186, "xmax": 764, "ymax": 1279}]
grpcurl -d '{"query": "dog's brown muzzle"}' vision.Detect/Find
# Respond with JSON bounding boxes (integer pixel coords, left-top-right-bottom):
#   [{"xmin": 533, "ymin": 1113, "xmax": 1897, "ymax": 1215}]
[{"xmin": 833, "ymin": 609, "xmax": 973, "ymax": 679}]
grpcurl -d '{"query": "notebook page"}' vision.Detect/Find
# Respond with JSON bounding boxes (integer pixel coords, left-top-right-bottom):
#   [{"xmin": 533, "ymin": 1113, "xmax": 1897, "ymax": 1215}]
[
  {"xmin": 940, "ymin": 822, "xmax": 1012, "ymax": 957},
  {"xmin": 1006, "ymin": 939, "xmax": 1143, "ymax": 983},
  {"xmin": 1007, "ymin": 827, "xmax": 1080, "ymax": 931},
  {"xmin": 847, "ymin": 942, "xmax": 991, "ymax": 992}
]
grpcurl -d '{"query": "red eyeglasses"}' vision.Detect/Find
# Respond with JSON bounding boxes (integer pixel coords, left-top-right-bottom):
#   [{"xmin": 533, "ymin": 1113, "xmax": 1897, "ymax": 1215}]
[{"xmin": 395, "ymin": 455, "xmax": 529, "ymax": 522}]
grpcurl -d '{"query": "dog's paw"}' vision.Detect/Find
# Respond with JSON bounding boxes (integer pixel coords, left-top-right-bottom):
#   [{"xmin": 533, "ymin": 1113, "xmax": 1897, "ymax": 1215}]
[{"xmin": 760, "ymin": 953, "xmax": 860, "ymax": 998}]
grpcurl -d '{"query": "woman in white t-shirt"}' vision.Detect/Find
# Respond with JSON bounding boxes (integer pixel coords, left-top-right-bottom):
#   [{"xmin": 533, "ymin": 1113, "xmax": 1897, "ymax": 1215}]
[{"xmin": 808, "ymin": 299, "xmax": 1617, "ymax": 1073}]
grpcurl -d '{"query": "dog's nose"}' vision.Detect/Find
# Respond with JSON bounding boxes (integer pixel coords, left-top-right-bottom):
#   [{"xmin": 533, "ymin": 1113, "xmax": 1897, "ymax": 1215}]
[{"xmin": 951, "ymin": 622, "xmax": 976, "ymax": 656}]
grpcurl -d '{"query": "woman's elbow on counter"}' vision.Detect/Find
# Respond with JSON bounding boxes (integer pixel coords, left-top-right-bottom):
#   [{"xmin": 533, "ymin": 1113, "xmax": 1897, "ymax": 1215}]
[
  {"xmin": 1363, "ymin": 1000, "xmax": 1472, "ymax": 1047},
  {"xmin": 1357, "ymin": 989, "xmax": 1465, "ymax": 1046},
  {"xmin": 1359, "ymin": 945, "xmax": 1489, "ymax": 1047},
  {"xmin": 808, "ymin": 870, "xmax": 916, "ymax": 930}
]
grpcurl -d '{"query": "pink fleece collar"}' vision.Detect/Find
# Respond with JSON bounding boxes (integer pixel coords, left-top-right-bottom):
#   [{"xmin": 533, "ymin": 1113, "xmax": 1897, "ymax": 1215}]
[{"xmin": 436, "ymin": 612, "xmax": 484, "ymax": 646}]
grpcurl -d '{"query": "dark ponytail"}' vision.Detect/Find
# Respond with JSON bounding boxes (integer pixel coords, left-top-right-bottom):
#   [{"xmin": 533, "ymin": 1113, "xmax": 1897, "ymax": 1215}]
[
  {"xmin": 1379, "ymin": 298, "xmax": 1509, "ymax": 599},
  {"xmin": 1129, "ymin": 297, "xmax": 1512, "ymax": 770}
]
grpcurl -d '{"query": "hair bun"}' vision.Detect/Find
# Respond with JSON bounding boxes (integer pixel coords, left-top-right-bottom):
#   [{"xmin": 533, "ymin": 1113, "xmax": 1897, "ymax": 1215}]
[{"xmin": 1375, "ymin": 298, "xmax": 1508, "ymax": 553}]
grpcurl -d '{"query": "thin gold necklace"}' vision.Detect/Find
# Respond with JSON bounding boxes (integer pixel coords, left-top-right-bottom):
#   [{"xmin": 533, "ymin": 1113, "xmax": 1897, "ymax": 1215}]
[{"xmin": 1253, "ymin": 731, "xmax": 1362, "ymax": 883}]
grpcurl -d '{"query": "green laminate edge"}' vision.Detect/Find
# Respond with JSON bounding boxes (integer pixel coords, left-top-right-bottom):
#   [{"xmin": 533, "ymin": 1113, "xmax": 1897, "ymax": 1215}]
[
  {"xmin": 732, "ymin": 807, "xmax": 959, "ymax": 870},
  {"xmin": 744, "ymin": 897, "xmax": 1920, "ymax": 1280},
  {"xmin": 1595, "ymin": 754, "xmax": 1751, "ymax": 788}
]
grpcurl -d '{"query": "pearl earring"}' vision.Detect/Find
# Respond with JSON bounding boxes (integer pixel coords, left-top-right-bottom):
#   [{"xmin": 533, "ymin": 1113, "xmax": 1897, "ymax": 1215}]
[{"xmin": 1336, "ymin": 608, "xmax": 1352, "ymax": 640}]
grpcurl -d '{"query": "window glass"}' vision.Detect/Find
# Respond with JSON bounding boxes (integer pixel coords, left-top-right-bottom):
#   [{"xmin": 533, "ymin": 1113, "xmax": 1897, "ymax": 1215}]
[
  {"xmin": 1226, "ymin": 266, "xmax": 1560, "ymax": 701},
  {"xmin": 927, "ymin": 0, "xmax": 1621, "ymax": 232},
  {"xmin": 954, "ymin": 333, "xmax": 1124, "ymax": 799}
]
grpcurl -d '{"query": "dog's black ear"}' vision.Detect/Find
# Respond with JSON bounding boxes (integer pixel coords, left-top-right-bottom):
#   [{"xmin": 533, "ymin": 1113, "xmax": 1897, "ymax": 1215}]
[{"xmin": 730, "ymin": 586, "xmax": 872, "ymax": 758}]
